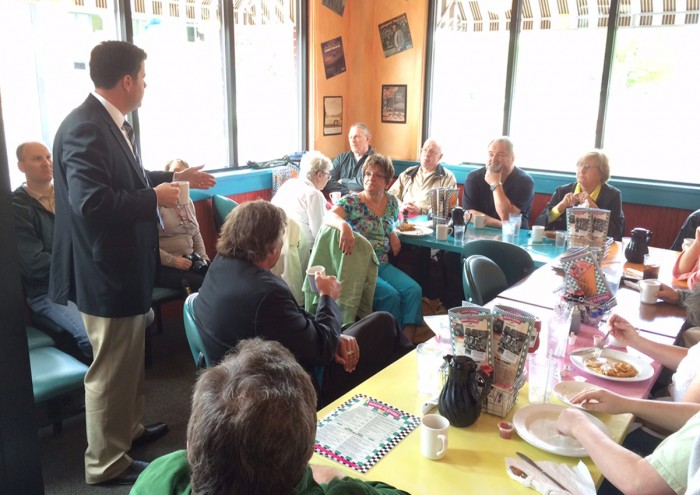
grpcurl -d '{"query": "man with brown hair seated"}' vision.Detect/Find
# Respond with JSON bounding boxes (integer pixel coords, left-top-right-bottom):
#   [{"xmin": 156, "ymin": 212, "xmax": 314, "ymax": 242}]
[{"xmin": 131, "ymin": 338, "xmax": 410, "ymax": 494}]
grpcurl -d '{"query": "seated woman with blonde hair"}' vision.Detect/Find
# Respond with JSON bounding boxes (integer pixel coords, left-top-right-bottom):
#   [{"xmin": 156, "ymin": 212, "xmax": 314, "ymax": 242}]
[
  {"xmin": 534, "ymin": 150, "xmax": 625, "ymax": 240},
  {"xmin": 158, "ymin": 158, "xmax": 210, "ymax": 291}
]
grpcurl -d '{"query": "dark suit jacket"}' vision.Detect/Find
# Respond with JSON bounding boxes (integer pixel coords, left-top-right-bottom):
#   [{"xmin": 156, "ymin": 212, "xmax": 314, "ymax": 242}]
[
  {"xmin": 50, "ymin": 94, "xmax": 172, "ymax": 317},
  {"xmin": 194, "ymin": 256, "xmax": 341, "ymax": 380},
  {"xmin": 534, "ymin": 182, "xmax": 625, "ymax": 240}
]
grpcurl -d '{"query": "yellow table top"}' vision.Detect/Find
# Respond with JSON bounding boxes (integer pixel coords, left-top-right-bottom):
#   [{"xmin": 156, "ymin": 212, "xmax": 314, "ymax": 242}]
[{"xmin": 313, "ymin": 350, "xmax": 632, "ymax": 495}]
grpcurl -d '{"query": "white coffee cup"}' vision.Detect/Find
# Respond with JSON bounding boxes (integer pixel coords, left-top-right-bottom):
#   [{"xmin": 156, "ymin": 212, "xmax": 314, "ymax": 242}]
[
  {"xmin": 683, "ymin": 238, "xmax": 694, "ymax": 251},
  {"xmin": 416, "ymin": 343, "xmax": 443, "ymax": 395},
  {"xmin": 175, "ymin": 181, "xmax": 190, "ymax": 205},
  {"xmin": 639, "ymin": 279, "xmax": 661, "ymax": 304},
  {"xmin": 421, "ymin": 414, "xmax": 449, "ymax": 460},
  {"xmin": 531, "ymin": 225, "xmax": 545, "ymax": 243},
  {"xmin": 436, "ymin": 224, "xmax": 449, "ymax": 241},
  {"xmin": 306, "ymin": 265, "xmax": 325, "ymax": 293},
  {"xmin": 473, "ymin": 214, "xmax": 486, "ymax": 229},
  {"xmin": 330, "ymin": 191, "xmax": 341, "ymax": 204}
]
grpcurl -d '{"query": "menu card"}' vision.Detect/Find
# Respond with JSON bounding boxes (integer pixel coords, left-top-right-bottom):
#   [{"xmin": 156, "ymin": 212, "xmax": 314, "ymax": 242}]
[{"xmin": 314, "ymin": 394, "xmax": 420, "ymax": 473}]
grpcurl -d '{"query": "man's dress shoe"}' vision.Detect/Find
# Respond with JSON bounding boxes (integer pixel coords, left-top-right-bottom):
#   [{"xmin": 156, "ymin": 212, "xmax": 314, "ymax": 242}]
[
  {"xmin": 132, "ymin": 422, "xmax": 169, "ymax": 447},
  {"xmin": 99, "ymin": 460, "xmax": 149, "ymax": 485}
]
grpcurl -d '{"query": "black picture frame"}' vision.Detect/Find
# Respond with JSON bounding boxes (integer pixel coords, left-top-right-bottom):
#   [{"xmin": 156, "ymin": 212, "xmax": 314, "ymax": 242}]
[
  {"xmin": 323, "ymin": 96, "xmax": 343, "ymax": 136},
  {"xmin": 381, "ymin": 84, "xmax": 407, "ymax": 124}
]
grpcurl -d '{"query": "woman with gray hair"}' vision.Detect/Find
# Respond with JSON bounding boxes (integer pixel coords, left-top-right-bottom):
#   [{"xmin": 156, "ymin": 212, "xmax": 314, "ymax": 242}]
[
  {"xmin": 272, "ymin": 150, "xmax": 333, "ymax": 253},
  {"xmin": 534, "ymin": 150, "xmax": 625, "ymax": 240}
]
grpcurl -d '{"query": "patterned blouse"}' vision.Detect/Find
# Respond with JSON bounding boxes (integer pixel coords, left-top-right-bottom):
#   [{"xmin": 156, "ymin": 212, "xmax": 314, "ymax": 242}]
[{"xmin": 338, "ymin": 192, "xmax": 399, "ymax": 263}]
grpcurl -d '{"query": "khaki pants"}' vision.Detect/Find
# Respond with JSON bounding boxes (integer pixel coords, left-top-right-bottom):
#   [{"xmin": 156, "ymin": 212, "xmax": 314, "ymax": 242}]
[{"xmin": 81, "ymin": 312, "xmax": 147, "ymax": 484}]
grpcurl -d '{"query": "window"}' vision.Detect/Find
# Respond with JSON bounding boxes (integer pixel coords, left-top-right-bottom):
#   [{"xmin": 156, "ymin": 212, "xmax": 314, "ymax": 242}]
[{"xmin": 427, "ymin": 0, "xmax": 700, "ymax": 184}]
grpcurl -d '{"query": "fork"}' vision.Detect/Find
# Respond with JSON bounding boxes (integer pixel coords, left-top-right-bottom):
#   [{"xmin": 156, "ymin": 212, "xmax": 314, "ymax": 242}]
[{"xmin": 593, "ymin": 328, "xmax": 612, "ymax": 358}]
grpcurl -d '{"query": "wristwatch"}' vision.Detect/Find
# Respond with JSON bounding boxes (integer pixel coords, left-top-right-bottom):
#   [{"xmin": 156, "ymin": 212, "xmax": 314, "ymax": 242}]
[{"xmin": 490, "ymin": 182, "xmax": 502, "ymax": 192}]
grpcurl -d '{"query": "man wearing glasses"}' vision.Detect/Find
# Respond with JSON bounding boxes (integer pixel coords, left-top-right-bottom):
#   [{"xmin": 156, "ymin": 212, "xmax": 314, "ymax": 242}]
[
  {"xmin": 389, "ymin": 138, "xmax": 456, "ymax": 215},
  {"xmin": 323, "ymin": 123, "xmax": 374, "ymax": 196},
  {"xmin": 462, "ymin": 136, "xmax": 534, "ymax": 228}
]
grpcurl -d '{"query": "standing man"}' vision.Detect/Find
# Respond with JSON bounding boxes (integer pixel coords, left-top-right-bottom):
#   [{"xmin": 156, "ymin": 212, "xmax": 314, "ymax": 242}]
[
  {"xmin": 12, "ymin": 141, "xmax": 92, "ymax": 360},
  {"xmin": 462, "ymin": 136, "xmax": 534, "ymax": 228},
  {"xmin": 389, "ymin": 138, "xmax": 456, "ymax": 214},
  {"xmin": 50, "ymin": 41, "xmax": 215, "ymax": 486},
  {"xmin": 323, "ymin": 123, "xmax": 374, "ymax": 196}
]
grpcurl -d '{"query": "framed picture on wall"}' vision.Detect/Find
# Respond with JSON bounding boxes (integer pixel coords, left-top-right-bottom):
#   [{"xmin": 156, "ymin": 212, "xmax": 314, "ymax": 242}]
[
  {"xmin": 381, "ymin": 85, "xmax": 407, "ymax": 124},
  {"xmin": 379, "ymin": 13, "xmax": 413, "ymax": 58},
  {"xmin": 323, "ymin": 96, "xmax": 343, "ymax": 136}
]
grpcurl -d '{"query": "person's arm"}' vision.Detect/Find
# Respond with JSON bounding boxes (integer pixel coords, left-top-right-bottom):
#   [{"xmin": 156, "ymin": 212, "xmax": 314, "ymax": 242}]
[
  {"xmin": 307, "ymin": 190, "xmax": 327, "ymax": 241},
  {"xmin": 324, "ymin": 205, "xmax": 355, "ymax": 255},
  {"xmin": 309, "ymin": 464, "xmax": 410, "ymax": 494},
  {"xmin": 462, "ymin": 173, "xmax": 501, "ymax": 227},
  {"xmin": 12, "ymin": 201, "xmax": 51, "ymax": 287},
  {"xmin": 504, "ymin": 171, "xmax": 536, "ymax": 226},
  {"xmin": 607, "ymin": 314, "xmax": 688, "ymax": 370},
  {"xmin": 675, "ymin": 227, "xmax": 700, "ymax": 275},
  {"xmin": 556, "ymin": 408, "xmax": 675, "ymax": 495}
]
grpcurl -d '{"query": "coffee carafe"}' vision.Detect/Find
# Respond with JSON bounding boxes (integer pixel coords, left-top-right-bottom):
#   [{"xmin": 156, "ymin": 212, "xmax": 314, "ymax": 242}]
[
  {"xmin": 625, "ymin": 228, "xmax": 652, "ymax": 263},
  {"xmin": 438, "ymin": 355, "xmax": 492, "ymax": 427}
]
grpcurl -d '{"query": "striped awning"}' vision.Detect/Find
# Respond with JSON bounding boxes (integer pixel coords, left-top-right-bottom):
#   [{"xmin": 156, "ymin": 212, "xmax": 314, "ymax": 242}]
[{"xmin": 437, "ymin": 0, "xmax": 700, "ymax": 31}]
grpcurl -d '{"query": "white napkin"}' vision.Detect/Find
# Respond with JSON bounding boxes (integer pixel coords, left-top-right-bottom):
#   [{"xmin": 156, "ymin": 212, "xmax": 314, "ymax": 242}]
[{"xmin": 505, "ymin": 457, "xmax": 596, "ymax": 495}]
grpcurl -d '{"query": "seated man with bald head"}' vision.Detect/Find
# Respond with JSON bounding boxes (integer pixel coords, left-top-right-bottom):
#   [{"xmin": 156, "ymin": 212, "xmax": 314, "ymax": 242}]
[
  {"xmin": 462, "ymin": 136, "xmax": 535, "ymax": 228},
  {"xmin": 389, "ymin": 138, "xmax": 456, "ymax": 215}
]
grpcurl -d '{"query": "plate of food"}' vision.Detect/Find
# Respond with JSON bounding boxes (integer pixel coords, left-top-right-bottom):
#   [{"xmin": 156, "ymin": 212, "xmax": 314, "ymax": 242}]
[
  {"xmin": 552, "ymin": 381, "xmax": 600, "ymax": 409},
  {"xmin": 396, "ymin": 223, "xmax": 433, "ymax": 237},
  {"xmin": 570, "ymin": 348, "xmax": 654, "ymax": 382},
  {"xmin": 513, "ymin": 403, "xmax": 609, "ymax": 457}
]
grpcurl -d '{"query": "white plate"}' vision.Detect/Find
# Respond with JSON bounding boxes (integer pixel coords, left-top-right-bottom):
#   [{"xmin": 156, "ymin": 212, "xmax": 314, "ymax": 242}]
[
  {"xmin": 513, "ymin": 404, "xmax": 609, "ymax": 457},
  {"xmin": 397, "ymin": 225, "xmax": 433, "ymax": 237},
  {"xmin": 570, "ymin": 348, "xmax": 654, "ymax": 382},
  {"xmin": 552, "ymin": 382, "xmax": 600, "ymax": 409}
]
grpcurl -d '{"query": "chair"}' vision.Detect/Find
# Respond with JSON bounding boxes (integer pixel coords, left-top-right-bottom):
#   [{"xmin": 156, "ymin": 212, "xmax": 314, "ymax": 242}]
[
  {"xmin": 460, "ymin": 239, "xmax": 535, "ymax": 302},
  {"xmin": 29, "ymin": 346, "xmax": 88, "ymax": 435},
  {"xmin": 183, "ymin": 293, "xmax": 211, "ymax": 369},
  {"xmin": 463, "ymin": 255, "xmax": 509, "ymax": 306},
  {"xmin": 270, "ymin": 217, "xmax": 308, "ymax": 305},
  {"xmin": 303, "ymin": 226, "xmax": 379, "ymax": 326},
  {"xmin": 212, "ymin": 194, "xmax": 238, "ymax": 231}
]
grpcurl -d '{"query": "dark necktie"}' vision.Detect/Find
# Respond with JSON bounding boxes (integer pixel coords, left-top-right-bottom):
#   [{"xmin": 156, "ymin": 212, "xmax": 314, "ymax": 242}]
[{"xmin": 123, "ymin": 120, "xmax": 164, "ymax": 229}]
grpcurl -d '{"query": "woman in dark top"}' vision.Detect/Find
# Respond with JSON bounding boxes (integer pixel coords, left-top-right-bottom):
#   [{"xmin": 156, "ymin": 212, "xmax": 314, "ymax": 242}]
[
  {"xmin": 535, "ymin": 150, "xmax": 625, "ymax": 240},
  {"xmin": 193, "ymin": 200, "xmax": 410, "ymax": 406}
]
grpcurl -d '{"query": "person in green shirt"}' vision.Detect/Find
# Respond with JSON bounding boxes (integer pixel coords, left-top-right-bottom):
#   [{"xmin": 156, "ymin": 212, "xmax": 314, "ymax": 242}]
[{"xmin": 131, "ymin": 338, "xmax": 410, "ymax": 495}]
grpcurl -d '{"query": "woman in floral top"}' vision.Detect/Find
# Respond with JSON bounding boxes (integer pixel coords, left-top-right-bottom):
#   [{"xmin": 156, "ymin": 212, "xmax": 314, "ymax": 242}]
[{"xmin": 325, "ymin": 153, "xmax": 422, "ymax": 342}]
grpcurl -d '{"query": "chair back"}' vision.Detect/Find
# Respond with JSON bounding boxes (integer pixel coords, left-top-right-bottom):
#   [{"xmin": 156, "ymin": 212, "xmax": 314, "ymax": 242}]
[
  {"xmin": 183, "ymin": 293, "xmax": 211, "ymax": 369},
  {"xmin": 460, "ymin": 239, "xmax": 535, "ymax": 301},
  {"xmin": 212, "ymin": 195, "xmax": 238, "ymax": 231},
  {"xmin": 270, "ymin": 217, "xmax": 307, "ymax": 305},
  {"xmin": 464, "ymin": 255, "xmax": 508, "ymax": 306}
]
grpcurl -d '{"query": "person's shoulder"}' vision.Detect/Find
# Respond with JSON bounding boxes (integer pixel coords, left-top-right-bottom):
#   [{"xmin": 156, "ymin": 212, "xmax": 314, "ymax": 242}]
[
  {"xmin": 11, "ymin": 185, "xmax": 29, "ymax": 204},
  {"xmin": 466, "ymin": 167, "xmax": 485, "ymax": 178},
  {"xmin": 513, "ymin": 167, "xmax": 535, "ymax": 184},
  {"xmin": 602, "ymin": 182, "xmax": 621, "ymax": 195},
  {"xmin": 321, "ymin": 475, "xmax": 409, "ymax": 494}
]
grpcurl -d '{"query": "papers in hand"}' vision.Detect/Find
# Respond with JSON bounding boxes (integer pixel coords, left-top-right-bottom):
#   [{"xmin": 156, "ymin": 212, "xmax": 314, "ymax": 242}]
[{"xmin": 505, "ymin": 457, "xmax": 596, "ymax": 495}]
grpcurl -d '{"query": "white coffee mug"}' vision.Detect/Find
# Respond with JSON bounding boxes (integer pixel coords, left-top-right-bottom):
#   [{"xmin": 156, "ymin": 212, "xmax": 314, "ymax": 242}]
[
  {"xmin": 421, "ymin": 414, "xmax": 449, "ymax": 460},
  {"xmin": 306, "ymin": 265, "xmax": 325, "ymax": 293},
  {"xmin": 175, "ymin": 181, "xmax": 190, "ymax": 205},
  {"xmin": 473, "ymin": 214, "xmax": 486, "ymax": 229},
  {"xmin": 436, "ymin": 224, "xmax": 449, "ymax": 241},
  {"xmin": 683, "ymin": 238, "xmax": 694, "ymax": 251},
  {"xmin": 639, "ymin": 279, "xmax": 661, "ymax": 304},
  {"xmin": 531, "ymin": 225, "xmax": 545, "ymax": 243},
  {"xmin": 330, "ymin": 191, "xmax": 341, "ymax": 204}
]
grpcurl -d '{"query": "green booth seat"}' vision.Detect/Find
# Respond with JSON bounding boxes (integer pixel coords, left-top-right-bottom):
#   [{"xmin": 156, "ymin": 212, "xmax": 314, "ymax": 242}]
[
  {"xmin": 27, "ymin": 325, "xmax": 55, "ymax": 350},
  {"xmin": 212, "ymin": 194, "xmax": 238, "ymax": 231},
  {"xmin": 29, "ymin": 346, "xmax": 88, "ymax": 435}
]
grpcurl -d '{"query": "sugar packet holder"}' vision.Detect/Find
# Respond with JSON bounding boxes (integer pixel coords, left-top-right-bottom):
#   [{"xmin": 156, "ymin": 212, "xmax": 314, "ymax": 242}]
[
  {"xmin": 490, "ymin": 305, "xmax": 535, "ymax": 389},
  {"xmin": 447, "ymin": 305, "xmax": 494, "ymax": 368},
  {"xmin": 566, "ymin": 207, "xmax": 611, "ymax": 248}
]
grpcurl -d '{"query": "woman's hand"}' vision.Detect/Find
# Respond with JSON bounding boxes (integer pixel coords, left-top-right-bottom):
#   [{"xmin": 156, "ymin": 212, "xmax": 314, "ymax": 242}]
[
  {"xmin": 556, "ymin": 192, "xmax": 576, "ymax": 212},
  {"xmin": 334, "ymin": 334, "xmax": 360, "ymax": 373},
  {"xmin": 655, "ymin": 283, "xmax": 681, "ymax": 305},
  {"xmin": 338, "ymin": 223, "xmax": 355, "ymax": 255},
  {"xmin": 606, "ymin": 314, "xmax": 640, "ymax": 347},
  {"xmin": 568, "ymin": 387, "xmax": 630, "ymax": 414},
  {"xmin": 174, "ymin": 257, "xmax": 192, "ymax": 271},
  {"xmin": 389, "ymin": 231, "xmax": 401, "ymax": 256}
]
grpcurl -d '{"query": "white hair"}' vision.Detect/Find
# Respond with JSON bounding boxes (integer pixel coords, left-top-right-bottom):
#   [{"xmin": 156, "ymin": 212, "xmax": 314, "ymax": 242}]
[{"xmin": 300, "ymin": 151, "xmax": 332, "ymax": 180}]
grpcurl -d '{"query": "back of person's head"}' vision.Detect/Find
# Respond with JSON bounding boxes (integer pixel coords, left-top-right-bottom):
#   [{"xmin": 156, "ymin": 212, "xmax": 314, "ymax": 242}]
[
  {"xmin": 90, "ymin": 41, "xmax": 147, "ymax": 89},
  {"xmin": 165, "ymin": 159, "xmax": 189, "ymax": 173},
  {"xmin": 362, "ymin": 152, "xmax": 394, "ymax": 180},
  {"xmin": 300, "ymin": 150, "xmax": 332, "ymax": 180},
  {"xmin": 187, "ymin": 338, "xmax": 317, "ymax": 495},
  {"xmin": 217, "ymin": 199, "xmax": 286, "ymax": 263}
]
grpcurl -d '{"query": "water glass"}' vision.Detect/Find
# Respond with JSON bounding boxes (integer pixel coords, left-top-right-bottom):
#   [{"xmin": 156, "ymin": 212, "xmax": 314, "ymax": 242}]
[
  {"xmin": 453, "ymin": 224, "xmax": 465, "ymax": 245},
  {"xmin": 501, "ymin": 221, "xmax": 516, "ymax": 243},
  {"xmin": 527, "ymin": 351, "xmax": 556, "ymax": 404},
  {"xmin": 509, "ymin": 213, "xmax": 522, "ymax": 239},
  {"xmin": 547, "ymin": 302, "xmax": 572, "ymax": 358},
  {"xmin": 416, "ymin": 343, "xmax": 444, "ymax": 395},
  {"xmin": 555, "ymin": 230, "xmax": 567, "ymax": 248}
]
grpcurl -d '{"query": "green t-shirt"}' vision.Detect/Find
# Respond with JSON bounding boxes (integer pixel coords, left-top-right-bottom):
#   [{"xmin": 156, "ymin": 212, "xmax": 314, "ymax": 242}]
[
  {"xmin": 647, "ymin": 410, "xmax": 700, "ymax": 494},
  {"xmin": 130, "ymin": 450, "xmax": 410, "ymax": 495}
]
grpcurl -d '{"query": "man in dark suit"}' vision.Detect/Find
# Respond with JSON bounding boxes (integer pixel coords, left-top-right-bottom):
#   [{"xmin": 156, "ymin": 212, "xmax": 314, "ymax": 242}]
[{"xmin": 50, "ymin": 41, "xmax": 214, "ymax": 486}]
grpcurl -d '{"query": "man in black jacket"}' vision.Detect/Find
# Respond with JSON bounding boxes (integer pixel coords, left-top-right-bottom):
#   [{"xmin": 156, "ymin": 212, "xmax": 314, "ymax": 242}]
[
  {"xmin": 323, "ymin": 123, "xmax": 374, "ymax": 196},
  {"xmin": 12, "ymin": 141, "xmax": 92, "ymax": 359}
]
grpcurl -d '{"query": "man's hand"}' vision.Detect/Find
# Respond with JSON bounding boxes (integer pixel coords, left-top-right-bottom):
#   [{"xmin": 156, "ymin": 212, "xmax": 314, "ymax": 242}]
[
  {"xmin": 310, "ymin": 464, "xmax": 345, "ymax": 483},
  {"xmin": 154, "ymin": 183, "xmax": 180, "ymax": 207},
  {"xmin": 316, "ymin": 274, "xmax": 341, "ymax": 300},
  {"xmin": 655, "ymin": 283, "xmax": 681, "ymax": 305},
  {"xmin": 568, "ymin": 387, "xmax": 630, "ymax": 414},
  {"xmin": 334, "ymin": 334, "xmax": 360, "ymax": 372},
  {"xmin": 173, "ymin": 164, "xmax": 217, "ymax": 190},
  {"xmin": 606, "ymin": 314, "xmax": 641, "ymax": 347},
  {"xmin": 401, "ymin": 201, "xmax": 421, "ymax": 215},
  {"xmin": 484, "ymin": 168, "xmax": 502, "ymax": 189},
  {"xmin": 556, "ymin": 407, "xmax": 593, "ymax": 437}
]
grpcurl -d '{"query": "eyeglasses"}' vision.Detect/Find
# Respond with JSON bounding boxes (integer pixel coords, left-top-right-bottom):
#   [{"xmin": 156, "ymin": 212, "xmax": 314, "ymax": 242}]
[
  {"xmin": 363, "ymin": 172, "xmax": 387, "ymax": 180},
  {"xmin": 322, "ymin": 171, "xmax": 331, "ymax": 177},
  {"xmin": 577, "ymin": 163, "xmax": 599, "ymax": 171},
  {"xmin": 421, "ymin": 148, "xmax": 440, "ymax": 157}
]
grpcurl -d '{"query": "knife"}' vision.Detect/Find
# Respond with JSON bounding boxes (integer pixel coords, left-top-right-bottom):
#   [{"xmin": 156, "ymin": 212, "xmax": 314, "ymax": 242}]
[{"xmin": 516, "ymin": 452, "xmax": 572, "ymax": 493}]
